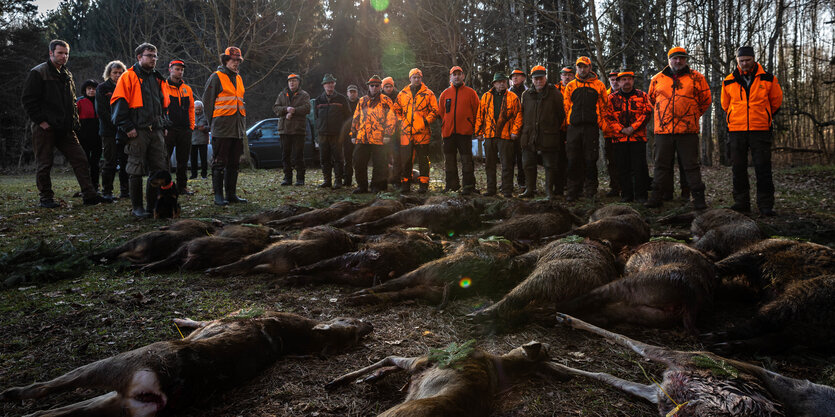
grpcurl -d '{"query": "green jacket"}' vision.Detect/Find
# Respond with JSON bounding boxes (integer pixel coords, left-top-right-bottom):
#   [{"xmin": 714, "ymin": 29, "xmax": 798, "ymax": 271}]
[
  {"xmin": 202, "ymin": 65, "xmax": 246, "ymax": 139},
  {"xmin": 273, "ymin": 87, "xmax": 311, "ymax": 135}
]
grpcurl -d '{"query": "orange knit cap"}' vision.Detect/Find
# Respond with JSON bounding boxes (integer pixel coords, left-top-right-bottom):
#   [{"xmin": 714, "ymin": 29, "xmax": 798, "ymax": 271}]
[
  {"xmin": 381, "ymin": 76, "xmax": 395, "ymax": 87},
  {"xmin": 408, "ymin": 68, "xmax": 422, "ymax": 78}
]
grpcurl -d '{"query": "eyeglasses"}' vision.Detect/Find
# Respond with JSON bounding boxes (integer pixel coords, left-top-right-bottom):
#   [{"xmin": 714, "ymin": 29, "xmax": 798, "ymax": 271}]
[{"xmin": 142, "ymin": 54, "xmax": 158, "ymax": 58}]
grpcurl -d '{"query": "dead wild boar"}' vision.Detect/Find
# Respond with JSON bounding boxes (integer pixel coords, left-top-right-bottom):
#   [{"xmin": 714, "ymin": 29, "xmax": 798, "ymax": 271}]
[
  {"xmin": 139, "ymin": 225, "xmax": 276, "ymax": 272},
  {"xmin": 352, "ymin": 198, "xmax": 481, "ymax": 235},
  {"xmin": 325, "ymin": 340, "xmax": 568, "ymax": 417},
  {"xmin": 90, "ymin": 219, "xmax": 216, "ymax": 264},
  {"xmin": 707, "ymin": 274, "xmax": 835, "ymax": 354},
  {"xmin": 480, "ymin": 212, "xmax": 580, "ymax": 241},
  {"xmin": 328, "ymin": 199, "xmax": 405, "ymax": 228},
  {"xmin": 205, "ymin": 225, "xmax": 360, "ymax": 276},
  {"xmin": 266, "ymin": 200, "xmax": 366, "ymax": 229},
  {"xmin": 233, "ymin": 204, "xmax": 313, "ymax": 225},
  {"xmin": 478, "ymin": 199, "xmax": 583, "ymax": 222},
  {"xmin": 286, "ymin": 229, "xmax": 443, "ymax": 287},
  {"xmin": 346, "ymin": 238, "xmax": 529, "ymax": 305},
  {"xmin": 544, "ymin": 206, "xmax": 650, "ymax": 251},
  {"xmin": 715, "ymin": 238, "xmax": 835, "ymax": 300},
  {"xmin": 660, "ymin": 208, "xmax": 765, "ymax": 260},
  {"xmin": 468, "ymin": 239, "xmax": 618, "ymax": 328},
  {"xmin": 1, "ymin": 310, "xmax": 372, "ymax": 417},
  {"xmin": 551, "ymin": 313, "xmax": 835, "ymax": 417},
  {"xmin": 588, "ymin": 204, "xmax": 641, "ymax": 222},
  {"xmin": 558, "ymin": 241, "xmax": 717, "ymax": 333}
]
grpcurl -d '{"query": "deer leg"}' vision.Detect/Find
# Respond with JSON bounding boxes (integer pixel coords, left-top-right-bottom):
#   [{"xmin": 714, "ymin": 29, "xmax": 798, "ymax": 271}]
[
  {"xmin": 555, "ymin": 313, "xmax": 672, "ymax": 362},
  {"xmin": 325, "ymin": 356, "xmax": 418, "ymax": 389},
  {"xmin": 22, "ymin": 391, "xmax": 125, "ymax": 417},
  {"xmin": 545, "ymin": 362, "xmax": 659, "ymax": 405}
]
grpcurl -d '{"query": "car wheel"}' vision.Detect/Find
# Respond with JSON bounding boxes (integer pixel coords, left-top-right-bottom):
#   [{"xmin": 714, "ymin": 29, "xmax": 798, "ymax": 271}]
[{"xmin": 250, "ymin": 154, "xmax": 259, "ymax": 169}]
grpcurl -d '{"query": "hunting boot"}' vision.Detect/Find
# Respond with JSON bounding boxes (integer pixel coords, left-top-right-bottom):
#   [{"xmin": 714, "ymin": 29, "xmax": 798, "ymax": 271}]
[
  {"xmin": 320, "ymin": 167, "xmax": 332, "ymax": 188},
  {"xmin": 100, "ymin": 170, "xmax": 115, "ymax": 201},
  {"xmin": 401, "ymin": 180, "xmax": 411, "ymax": 194},
  {"xmin": 295, "ymin": 172, "xmax": 305, "ymax": 186},
  {"xmin": 644, "ymin": 191, "xmax": 663, "ymax": 208},
  {"xmin": 281, "ymin": 169, "xmax": 292, "ymax": 186},
  {"xmin": 544, "ymin": 169, "xmax": 555, "ymax": 200},
  {"xmin": 225, "ymin": 169, "xmax": 247, "ymax": 204},
  {"xmin": 519, "ymin": 168, "xmax": 536, "ymax": 198},
  {"xmin": 692, "ymin": 190, "xmax": 708, "ymax": 210},
  {"xmin": 129, "ymin": 175, "xmax": 150, "ymax": 218},
  {"xmin": 212, "ymin": 168, "xmax": 228, "ymax": 206},
  {"xmin": 119, "ymin": 170, "xmax": 130, "ymax": 199}
]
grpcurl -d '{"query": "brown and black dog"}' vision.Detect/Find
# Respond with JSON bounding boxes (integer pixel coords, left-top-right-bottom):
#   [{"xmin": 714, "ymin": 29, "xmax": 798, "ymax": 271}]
[
  {"xmin": 1, "ymin": 310, "xmax": 372, "ymax": 417},
  {"xmin": 326, "ymin": 340, "xmax": 568, "ymax": 417},
  {"xmin": 148, "ymin": 170, "xmax": 180, "ymax": 219}
]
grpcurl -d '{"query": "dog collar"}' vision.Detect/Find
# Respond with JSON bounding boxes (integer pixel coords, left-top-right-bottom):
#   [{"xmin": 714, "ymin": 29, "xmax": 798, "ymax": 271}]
[{"xmin": 160, "ymin": 181, "xmax": 174, "ymax": 190}]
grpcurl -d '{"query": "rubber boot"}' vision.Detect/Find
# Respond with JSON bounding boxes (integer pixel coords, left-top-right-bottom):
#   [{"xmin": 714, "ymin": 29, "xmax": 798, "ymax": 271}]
[
  {"xmin": 419, "ymin": 182, "xmax": 429, "ymax": 194},
  {"xmin": 519, "ymin": 170, "xmax": 536, "ymax": 198},
  {"xmin": 295, "ymin": 172, "xmax": 305, "ymax": 186},
  {"xmin": 213, "ymin": 168, "xmax": 228, "ymax": 206},
  {"xmin": 129, "ymin": 175, "xmax": 150, "ymax": 218},
  {"xmin": 101, "ymin": 170, "xmax": 116, "ymax": 201},
  {"xmin": 692, "ymin": 190, "xmax": 708, "ymax": 210},
  {"xmin": 544, "ymin": 169, "xmax": 555, "ymax": 200},
  {"xmin": 225, "ymin": 170, "xmax": 247, "ymax": 203},
  {"xmin": 320, "ymin": 167, "xmax": 332, "ymax": 188},
  {"xmin": 401, "ymin": 181, "xmax": 411, "ymax": 194}
]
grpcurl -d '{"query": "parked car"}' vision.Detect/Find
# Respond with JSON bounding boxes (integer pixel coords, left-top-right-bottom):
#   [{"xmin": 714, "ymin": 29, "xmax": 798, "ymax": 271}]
[{"xmin": 246, "ymin": 118, "xmax": 319, "ymax": 169}]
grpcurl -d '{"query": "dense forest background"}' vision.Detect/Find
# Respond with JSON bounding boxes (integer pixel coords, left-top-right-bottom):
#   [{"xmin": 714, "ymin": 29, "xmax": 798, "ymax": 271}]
[{"xmin": 1, "ymin": 0, "xmax": 833, "ymax": 169}]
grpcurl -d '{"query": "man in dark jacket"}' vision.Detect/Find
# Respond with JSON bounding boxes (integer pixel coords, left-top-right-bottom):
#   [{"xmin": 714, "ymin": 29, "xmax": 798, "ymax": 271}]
[
  {"xmin": 314, "ymin": 73, "xmax": 351, "ymax": 189},
  {"xmin": 22, "ymin": 39, "xmax": 110, "ymax": 208},
  {"xmin": 509, "ymin": 68, "xmax": 527, "ymax": 191},
  {"xmin": 96, "ymin": 60, "xmax": 128, "ymax": 200},
  {"xmin": 519, "ymin": 65, "xmax": 566, "ymax": 199},
  {"xmin": 273, "ymin": 73, "xmax": 311, "ymax": 186},
  {"xmin": 342, "ymin": 84, "xmax": 360, "ymax": 187},
  {"xmin": 203, "ymin": 46, "xmax": 248, "ymax": 205},
  {"xmin": 164, "ymin": 59, "xmax": 195, "ymax": 195},
  {"xmin": 111, "ymin": 43, "xmax": 170, "ymax": 217}
]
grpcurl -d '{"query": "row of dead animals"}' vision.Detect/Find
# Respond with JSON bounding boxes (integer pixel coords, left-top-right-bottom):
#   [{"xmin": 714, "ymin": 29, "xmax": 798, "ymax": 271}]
[
  {"xmin": 91, "ymin": 197, "xmax": 835, "ymax": 354},
  {"xmin": 3, "ymin": 310, "xmax": 834, "ymax": 416}
]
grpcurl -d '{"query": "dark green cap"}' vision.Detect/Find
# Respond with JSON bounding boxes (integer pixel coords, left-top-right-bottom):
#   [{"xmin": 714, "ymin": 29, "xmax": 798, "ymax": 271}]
[
  {"xmin": 322, "ymin": 73, "xmax": 337, "ymax": 84},
  {"xmin": 492, "ymin": 72, "xmax": 508, "ymax": 83}
]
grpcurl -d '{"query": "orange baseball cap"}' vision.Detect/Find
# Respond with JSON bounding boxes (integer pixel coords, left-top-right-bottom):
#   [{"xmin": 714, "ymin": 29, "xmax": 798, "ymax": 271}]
[
  {"xmin": 367, "ymin": 75, "xmax": 382, "ymax": 85},
  {"xmin": 575, "ymin": 56, "xmax": 591, "ymax": 66},
  {"xmin": 510, "ymin": 69, "xmax": 526, "ymax": 77},
  {"xmin": 223, "ymin": 46, "xmax": 243, "ymax": 61},
  {"xmin": 449, "ymin": 65, "xmax": 464, "ymax": 75},
  {"xmin": 530, "ymin": 65, "xmax": 546, "ymax": 77},
  {"xmin": 617, "ymin": 71, "xmax": 635, "ymax": 79},
  {"xmin": 168, "ymin": 60, "xmax": 185, "ymax": 68},
  {"xmin": 560, "ymin": 67, "xmax": 575, "ymax": 74},
  {"xmin": 668, "ymin": 47, "xmax": 689, "ymax": 58},
  {"xmin": 287, "ymin": 73, "xmax": 300, "ymax": 80}
]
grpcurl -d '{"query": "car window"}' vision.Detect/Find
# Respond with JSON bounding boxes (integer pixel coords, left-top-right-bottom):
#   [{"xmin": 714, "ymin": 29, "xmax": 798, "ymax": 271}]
[{"xmin": 259, "ymin": 123, "xmax": 279, "ymax": 140}]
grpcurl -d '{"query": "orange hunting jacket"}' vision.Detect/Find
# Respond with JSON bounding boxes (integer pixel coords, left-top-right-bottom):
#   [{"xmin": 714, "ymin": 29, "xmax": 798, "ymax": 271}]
[
  {"xmin": 648, "ymin": 66, "xmax": 712, "ymax": 135},
  {"xmin": 605, "ymin": 89, "xmax": 652, "ymax": 142},
  {"xmin": 721, "ymin": 63, "xmax": 783, "ymax": 132},
  {"xmin": 351, "ymin": 93, "xmax": 396, "ymax": 145},
  {"xmin": 393, "ymin": 83, "xmax": 439, "ymax": 145},
  {"xmin": 474, "ymin": 88, "xmax": 522, "ymax": 140}
]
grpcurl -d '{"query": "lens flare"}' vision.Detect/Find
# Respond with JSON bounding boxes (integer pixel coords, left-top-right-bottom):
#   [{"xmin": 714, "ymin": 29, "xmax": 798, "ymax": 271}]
[
  {"xmin": 459, "ymin": 277, "xmax": 472, "ymax": 288},
  {"xmin": 371, "ymin": 0, "xmax": 389, "ymax": 12}
]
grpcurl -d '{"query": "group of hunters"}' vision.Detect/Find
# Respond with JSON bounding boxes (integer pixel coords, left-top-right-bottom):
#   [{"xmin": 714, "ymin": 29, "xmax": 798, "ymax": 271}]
[{"xmin": 22, "ymin": 40, "xmax": 783, "ymax": 218}]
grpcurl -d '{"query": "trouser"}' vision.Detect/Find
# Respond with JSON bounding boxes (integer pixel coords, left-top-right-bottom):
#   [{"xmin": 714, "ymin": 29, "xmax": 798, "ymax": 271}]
[
  {"xmin": 553, "ymin": 130, "xmax": 567, "ymax": 195},
  {"xmin": 513, "ymin": 139, "xmax": 525, "ymax": 186},
  {"xmin": 165, "ymin": 128, "xmax": 192, "ymax": 192},
  {"xmin": 79, "ymin": 133, "xmax": 101, "ymax": 190},
  {"xmin": 728, "ymin": 130, "xmax": 774, "ymax": 210},
  {"xmin": 343, "ymin": 138, "xmax": 355, "ymax": 185},
  {"xmin": 281, "ymin": 134, "xmax": 305, "ymax": 181},
  {"xmin": 123, "ymin": 127, "xmax": 167, "ymax": 177},
  {"xmin": 101, "ymin": 135, "xmax": 128, "ymax": 195},
  {"xmin": 613, "ymin": 141, "xmax": 650, "ymax": 200},
  {"xmin": 353, "ymin": 143, "xmax": 387, "ymax": 191},
  {"xmin": 400, "ymin": 142, "xmax": 430, "ymax": 187},
  {"xmin": 660, "ymin": 150, "xmax": 690, "ymax": 199},
  {"xmin": 603, "ymin": 136, "xmax": 620, "ymax": 193},
  {"xmin": 484, "ymin": 137, "xmax": 515, "ymax": 195},
  {"xmin": 566, "ymin": 124, "xmax": 601, "ymax": 198},
  {"xmin": 388, "ymin": 132, "xmax": 401, "ymax": 184},
  {"xmin": 319, "ymin": 134, "xmax": 344, "ymax": 184},
  {"xmin": 650, "ymin": 133, "xmax": 705, "ymax": 198},
  {"xmin": 32, "ymin": 125, "xmax": 97, "ymax": 202},
  {"xmin": 443, "ymin": 134, "xmax": 475, "ymax": 190},
  {"xmin": 212, "ymin": 137, "xmax": 243, "ymax": 172},
  {"xmin": 190, "ymin": 144, "xmax": 208, "ymax": 178}
]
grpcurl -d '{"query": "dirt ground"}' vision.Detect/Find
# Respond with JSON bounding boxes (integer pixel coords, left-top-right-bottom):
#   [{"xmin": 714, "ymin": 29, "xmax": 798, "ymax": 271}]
[{"xmin": 1, "ymin": 164, "xmax": 834, "ymax": 416}]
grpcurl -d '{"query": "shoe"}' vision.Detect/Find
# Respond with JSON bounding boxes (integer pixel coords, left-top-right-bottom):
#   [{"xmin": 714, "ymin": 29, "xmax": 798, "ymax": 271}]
[
  {"xmin": 180, "ymin": 189, "xmax": 195, "ymax": 196},
  {"xmin": 319, "ymin": 182, "xmax": 332, "ymax": 188},
  {"xmin": 565, "ymin": 194, "xmax": 577, "ymax": 202},
  {"xmin": 201, "ymin": 176, "xmax": 208, "ymax": 180},
  {"xmin": 332, "ymin": 183, "xmax": 342, "ymax": 190},
  {"xmin": 101, "ymin": 193, "xmax": 115, "ymax": 202},
  {"xmin": 225, "ymin": 170, "xmax": 247, "ymax": 204},
  {"xmin": 519, "ymin": 189, "xmax": 536, "ymax": 199},
  {"xmin": 400, "ymin": 183, "xmax": 411, "ymax": 194},
  {"xmin": 730, "ymin": 202, "xmax": 751, "ymax": 213},
  {"xmin": 84, "ymin": 195, "xmax": 113, "ymax": 205},
  {"xmin": 759, "ymin": 208, "xmax": 777, "ymax": 217},
  {"xmin": 295, "ymin": 180, "xmax": 305, "ymax": 186},
  {"xmin": 189, "ymin": 174, "xmax": 197, "ymax": 179},
  {"xmin": 352, "ymin": 188, "xmax": 369, "ymax": 195},
  {"xmin": 281, "ymin": 178, "xmax": 292, "ymax": 186},
  {"xmin": 644, "ymin": 197, "xmax": 662, "ymax": 208},
  {"xmin": 606, "ymin": 189, "xmax": 619, "ymax": 197},
  {"xmin": 131, "ymin": 207, "xmax": 151, "ymax": 218},
  {"xmin": 442, "ymin": 185, "xmax": 460, "ymax": 193},
  {"xmin": 484, "ymin": 190, "xmax": 497, "ymax": 197},
  {"xmin": 213, "ymin": 169, "xmax": 228, "ymax": 206},
  {"xmin": 501, "ymin": 192, "xmax": 513, "ymax": 198},
  {"xmin": 418, "ymin": 184, "xmax": 429, "ymax": 194},
  {"xmin": 39, "ymin": 199, "xmax": 60, "ymax": 209},
  {"xmin": 620, "ymin": 196, "xmax": 634, "ymax": 203}
]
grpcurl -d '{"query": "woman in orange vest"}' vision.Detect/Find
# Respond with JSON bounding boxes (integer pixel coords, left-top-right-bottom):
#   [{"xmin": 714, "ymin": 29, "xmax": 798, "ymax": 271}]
[{"xmin": 203, "ymin": 47, "xmax": 247, "ymax": 206}]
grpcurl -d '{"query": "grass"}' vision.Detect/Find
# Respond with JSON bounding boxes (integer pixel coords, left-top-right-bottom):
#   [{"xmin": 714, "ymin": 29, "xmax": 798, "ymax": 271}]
[{"xmin": 1, "ymin": 163, "xmax": 834, "ymax": 416}]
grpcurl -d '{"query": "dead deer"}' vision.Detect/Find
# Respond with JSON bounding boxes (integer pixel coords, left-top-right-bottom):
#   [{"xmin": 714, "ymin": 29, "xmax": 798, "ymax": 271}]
[
  {"xmin": 325, "ymin": 340, "xmax": 568, "ymax": 417},
  {"xmin": 550, "ymin": 313, "xmax": 835, "ymax": 417},
  {"xmin": 1, "ymin": 310, "xmax": 372, "ymax": 417}
]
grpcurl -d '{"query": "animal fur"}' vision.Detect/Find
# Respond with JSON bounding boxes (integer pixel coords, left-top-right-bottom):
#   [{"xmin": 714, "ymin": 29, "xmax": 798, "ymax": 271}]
[
  {"xmin": 140, "ymin": 225, "xmax": 276, "ymax": 272},
  {"xmin": 148, "ymin": 170, "xmax": 180, "ymax": 219},
  {"xmin": 326, "ymin": 341, "xmax": 568, "ymax": 417},
  {"xmin": 1, "ymin": 310, "xmax": 372, "ymax": 417},
  {"xmin": 352, "ymin": 198, "xmax": 481, "ymax": 235},
  {"xmin": 469, "ymin": 239, "xmax": 618, "ymax": 328},
  {"xmin": 551, "ymin": 313, "xmax": 835, "ymax": 417},
  {"xmin": 90, "ymin": 220, "xmax": 216, "ymax": 264},
  {"xmin": 286, "ymin": 229, "xmax": 443, "ymax": 287},
  {"xmin": 588, "ymin": 204, "xmax": 640, "ymax": 222},
  {"xmin": 559, "ymin": 241, "xmax": 717, "ymax": 333},
  {"xmin": 478, "ymin": 199, "xmax": 583, "ymax": 223},
  {"xmin": 480, "ymin": 212, "xmax": 580, "ymax": 241},
  {"xmin": 328, "ymin": 199, "xmax": 406, "ymax": 228},
  {"xmin": 346, "ymin": 238, "xmax": 529, "ymax": 305},
  {"xmin": 235, "ymin": 204, "xmax": 313, "ymax": 225},
  {"xmin": 545, "ymin": 207, "xmax": 650, "ymax": 251},
  {"xmin": 267, "ymin": 200, "xmax": 366, "ymax": 229},
  {"xmin": 690, "ymin": 209, "xmax": 763, "ymax": 260},
  {"xmin": 205, "ymin": 225, "xmax": 360, "ymax": 276}
]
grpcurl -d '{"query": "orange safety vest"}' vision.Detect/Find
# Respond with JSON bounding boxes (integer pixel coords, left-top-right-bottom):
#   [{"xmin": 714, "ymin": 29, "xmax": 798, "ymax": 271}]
[{"xmin": 213, "ymin": 71, "xmax": 246, "ymax": 118}]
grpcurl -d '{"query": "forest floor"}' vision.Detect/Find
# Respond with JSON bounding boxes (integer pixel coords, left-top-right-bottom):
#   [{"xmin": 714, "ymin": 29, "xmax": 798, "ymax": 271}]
[{"xmin": 1, "ymin": 163, "xmax": 834, "ymax": 416}]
